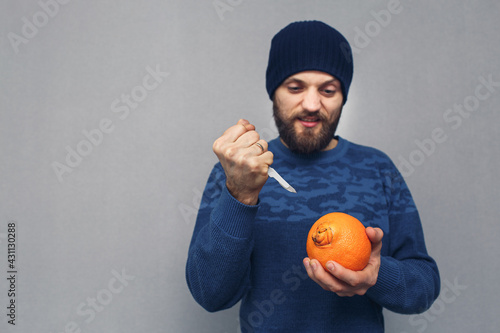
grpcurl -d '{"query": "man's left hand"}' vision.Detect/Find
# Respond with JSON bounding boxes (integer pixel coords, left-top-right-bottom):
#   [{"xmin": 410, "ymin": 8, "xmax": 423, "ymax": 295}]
[{"xmin": 303, "ymin": 227, "xmax": 384, "ymax": 297}]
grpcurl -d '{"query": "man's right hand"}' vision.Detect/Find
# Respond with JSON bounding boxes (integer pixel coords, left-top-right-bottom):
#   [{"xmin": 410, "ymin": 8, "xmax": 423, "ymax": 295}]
[{"xmin": 212, "ymin": 119, "xmax": 274, "ymax": 205}]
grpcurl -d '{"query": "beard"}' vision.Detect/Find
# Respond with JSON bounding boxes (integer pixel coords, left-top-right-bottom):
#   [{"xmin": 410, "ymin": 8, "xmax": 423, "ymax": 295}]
[{"xmin": 273, "ymin": 101, "xmax": 342, "ymax": 154}]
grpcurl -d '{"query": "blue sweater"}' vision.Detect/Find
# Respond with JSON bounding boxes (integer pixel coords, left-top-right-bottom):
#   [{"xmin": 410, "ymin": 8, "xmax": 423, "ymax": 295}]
[{"xmin": 186, "ymin": 136, "xmax": 440, "ymax": 332}]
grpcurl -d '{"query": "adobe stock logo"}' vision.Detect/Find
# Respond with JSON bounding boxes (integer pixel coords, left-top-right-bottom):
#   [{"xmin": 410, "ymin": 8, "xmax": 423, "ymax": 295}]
[
  {"xmin": 402, "ymin": 278, "xmax": 467, "ymax": 333},
  {"xmin": 7, "ymin": 0, "xmax": 73, "ymax": 54},
  {"xmin": 397, "ymin": 74, "xmax": 500, "ymax": 178},
  {"xmin": 212, "ymin": 0, "xmax": 244, "ymax": 21},
  {"xmin": 49, "ymin": 268, "xmax": 135, "ymax": 333},
  {"xmin": 340, "ymin": 0, "xmax": 404, "ymax": 62},
  {"xmin": 51, "ymin": 64, "xmax": 169, "ymax": 182}
]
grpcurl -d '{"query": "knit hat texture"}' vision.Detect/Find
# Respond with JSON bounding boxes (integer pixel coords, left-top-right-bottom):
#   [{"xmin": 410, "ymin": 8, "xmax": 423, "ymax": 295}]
[{"xmin": 265, "ymin": 20, "xmax": 354, "ymax": 104}]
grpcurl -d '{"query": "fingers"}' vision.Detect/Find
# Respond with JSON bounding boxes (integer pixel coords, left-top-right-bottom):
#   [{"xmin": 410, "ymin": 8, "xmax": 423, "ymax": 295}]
[
  {"xmin": 326, "ymin": 261, "xmax": 365, "ymax": 289},
  {"xmin": 366, "ymin": 227, "xmax": 383, "ymax": 258},
  {"xmin": 214, "ymin": 120, "xmax": 272, "ymax": 166},
  {"xmin": 303, "ymin": 258, "xmax": 352, "ymax": 295},
  {"xmin": 221, "ymin": 119, "xmax": 256, "ymax": 143},
  {"xmin": 255, "ymin": 141, "xmax": 273, "ymax": 168},
  {"xmin": 253, "ymin": 139, "xmax": 269, "ymax": 154},
  {"xmin": 214, "ymin": 120, "xmax": 263, "ymax": 155},
  {"xmin": 303, "ymin": 258, "xmax": 376, "ymax": 297},
  {"xmin": 238, "ymin": 118, "xmax": 255, "ymax": 131},
  {"xmin": 212, "ymin": 119, "xmax": 273, "ymax": 205},
  {"xmin": 366, "ymin": 227, "xmax": 383, "ymax": 244}
]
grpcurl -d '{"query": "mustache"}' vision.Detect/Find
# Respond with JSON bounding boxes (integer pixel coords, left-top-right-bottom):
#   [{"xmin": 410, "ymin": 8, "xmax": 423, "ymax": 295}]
[{"xmin": 295, "ymin": 111, "xmax": 328, "ymax": 121}]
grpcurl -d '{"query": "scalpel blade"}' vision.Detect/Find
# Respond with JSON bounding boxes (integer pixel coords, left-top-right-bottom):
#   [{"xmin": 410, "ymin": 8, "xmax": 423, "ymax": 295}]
[{"xmin": 268, "ymin": 167, "xmax": 297, "ymax": 193}]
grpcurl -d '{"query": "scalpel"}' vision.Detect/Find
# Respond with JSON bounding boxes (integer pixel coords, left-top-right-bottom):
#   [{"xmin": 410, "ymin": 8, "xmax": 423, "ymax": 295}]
[{"xmin": 268, "ymin": 167, "xmax": 297, "ymax": 193}]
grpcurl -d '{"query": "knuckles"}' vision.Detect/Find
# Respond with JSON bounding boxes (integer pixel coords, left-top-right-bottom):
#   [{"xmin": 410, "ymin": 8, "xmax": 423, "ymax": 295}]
[
  {"xmin": 245, "ymin": 158, "xmax": 261, "ymax": 172},
  {"xmin": 212, "ymin": 138, "xmax": 225, "ymax": 155},
  {"xmin": 245, "ymin": 130, "xmax": 260, "ymax": 142},
  {"xmin": 223, "ymin": 146, "xmax": 239, "ymax": 161}
]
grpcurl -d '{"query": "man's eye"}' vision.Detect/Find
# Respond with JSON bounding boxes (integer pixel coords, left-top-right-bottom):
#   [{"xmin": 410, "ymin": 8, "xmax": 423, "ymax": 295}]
[
  {"xmin": 288, "ymin": 86, "xmax": 302, "ymax": 92},
  {"xmin": 322, "ymin": 89, "xmax": 336, "ymax": 95}
]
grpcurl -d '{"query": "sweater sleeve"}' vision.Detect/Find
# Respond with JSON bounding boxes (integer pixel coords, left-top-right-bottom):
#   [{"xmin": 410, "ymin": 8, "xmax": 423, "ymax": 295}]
[
  {"xmin": 185, "ymin": 165, "xmax": 257, "ymax": 312},
  {"xmin": 365, "ymin": 165, "xmax": 441, "ymax": 314}
]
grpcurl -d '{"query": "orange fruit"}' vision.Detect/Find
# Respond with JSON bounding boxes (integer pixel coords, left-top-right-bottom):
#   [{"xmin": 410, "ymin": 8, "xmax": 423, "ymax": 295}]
[{"xmin": 306, "ymin": 212, "xmax": 371, "ymax": 271}]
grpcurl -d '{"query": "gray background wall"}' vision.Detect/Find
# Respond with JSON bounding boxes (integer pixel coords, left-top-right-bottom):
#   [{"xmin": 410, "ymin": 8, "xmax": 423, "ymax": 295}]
[{"xmin": 1, "ymin": 1, "xmax": 499, "ymax": 332}]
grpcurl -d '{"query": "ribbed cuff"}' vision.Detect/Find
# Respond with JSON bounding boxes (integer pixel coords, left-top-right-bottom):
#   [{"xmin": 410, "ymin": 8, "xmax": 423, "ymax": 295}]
[
  {"xmin": 211, "ymin": 185, "xmax": 259, "ymax": 239},
  {"xmin": 366, "ymin": 256, "xmax": 401, "ymax": 300}
]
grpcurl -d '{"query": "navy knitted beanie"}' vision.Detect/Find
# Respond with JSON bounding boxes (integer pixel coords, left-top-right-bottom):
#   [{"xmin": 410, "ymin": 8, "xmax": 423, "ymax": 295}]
[{"xmin": 266, "ymin": 20, "xmax": 354, "ymax": 104}]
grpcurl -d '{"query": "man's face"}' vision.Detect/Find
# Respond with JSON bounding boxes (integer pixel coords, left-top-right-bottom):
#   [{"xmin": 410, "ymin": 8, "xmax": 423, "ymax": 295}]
[{"xmin": 273, "ymin": 71, "xmax": 344, "ymax": 154}]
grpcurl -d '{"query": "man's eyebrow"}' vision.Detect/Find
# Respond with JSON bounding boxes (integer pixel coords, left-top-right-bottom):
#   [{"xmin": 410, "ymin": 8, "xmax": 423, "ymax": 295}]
[
  {"xmin": 282, "ymin": 77, "xmax": 304, "ymax": 85},
  {"xmin": 320, "ymin": 78, "xmax": 338, "ymax": 85},
  {"xmin": 283, "ymin": 77, "xmax": 338, "ymax": 85}
]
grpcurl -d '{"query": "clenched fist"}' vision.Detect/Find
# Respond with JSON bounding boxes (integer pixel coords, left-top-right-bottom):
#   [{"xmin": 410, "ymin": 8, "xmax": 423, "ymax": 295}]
[{"xmin": 212, "ymin": 119, "xmax": 274, "ymax": 205}]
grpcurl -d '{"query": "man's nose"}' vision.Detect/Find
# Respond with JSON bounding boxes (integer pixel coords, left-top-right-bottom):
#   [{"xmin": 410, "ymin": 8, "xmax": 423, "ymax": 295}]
[{"xmin": 302, "ymin": 89, "xmax": 321, "ymax": 112}]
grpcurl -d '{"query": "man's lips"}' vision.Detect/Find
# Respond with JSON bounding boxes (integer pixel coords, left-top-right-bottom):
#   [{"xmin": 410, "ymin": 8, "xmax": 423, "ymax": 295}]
[{"xmin": 298, "ymin": 117, "xmax": 321, "ymax": 128}]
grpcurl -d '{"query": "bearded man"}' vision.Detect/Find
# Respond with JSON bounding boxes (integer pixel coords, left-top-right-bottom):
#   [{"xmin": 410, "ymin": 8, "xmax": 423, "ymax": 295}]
[{"xmin": 186, "ymin": 20, "xmax": 440, "ymax": 332}]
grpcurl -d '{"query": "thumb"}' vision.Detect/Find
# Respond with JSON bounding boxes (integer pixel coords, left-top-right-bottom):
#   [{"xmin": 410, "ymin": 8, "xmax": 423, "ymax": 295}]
[
  {"xmin": 366, "ymin": 227, "xmax": 383, "ymax": 244},
  {"xmin": 237, "ymin": 118, "xmax": 255, "ymax": 131}
]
